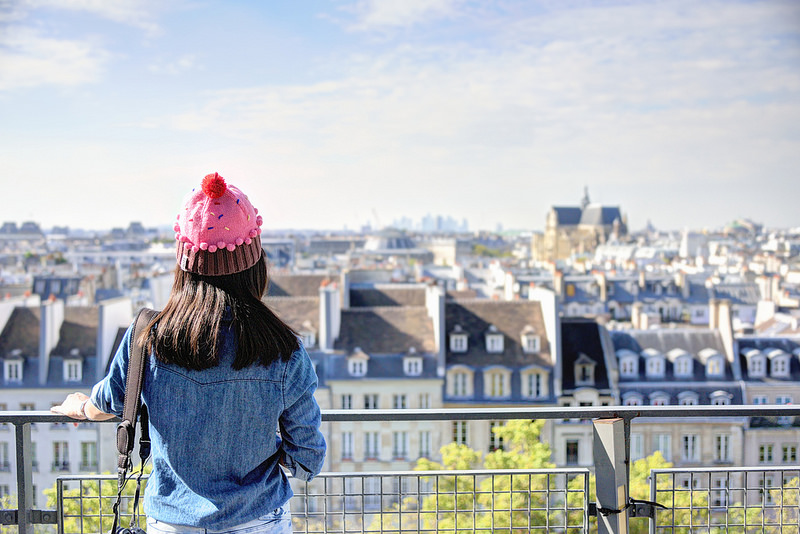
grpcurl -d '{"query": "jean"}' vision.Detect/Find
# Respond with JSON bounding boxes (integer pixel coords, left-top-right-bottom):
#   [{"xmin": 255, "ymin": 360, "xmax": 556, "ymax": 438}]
[{"xmin": 146, "ymin": 505, "xmax": 292, "ymax": 534}]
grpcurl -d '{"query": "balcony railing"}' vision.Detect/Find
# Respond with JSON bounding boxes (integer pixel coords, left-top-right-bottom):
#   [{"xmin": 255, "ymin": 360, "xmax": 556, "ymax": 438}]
[{"xmin": 1, "ymin": 405, "xmax": 800, "ymax": 534}]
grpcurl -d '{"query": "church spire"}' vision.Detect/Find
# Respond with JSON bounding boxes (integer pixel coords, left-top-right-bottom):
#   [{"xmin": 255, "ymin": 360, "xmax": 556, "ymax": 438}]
[{"xmin": 581, "ymin": 186, "xmax": 590, "ymax": 209}]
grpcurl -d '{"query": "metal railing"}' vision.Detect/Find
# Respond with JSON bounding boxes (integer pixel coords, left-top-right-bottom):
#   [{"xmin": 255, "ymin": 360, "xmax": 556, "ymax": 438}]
[{"xmin": 2, "ymin": 405, "xmax": 800, "ymax": 534}]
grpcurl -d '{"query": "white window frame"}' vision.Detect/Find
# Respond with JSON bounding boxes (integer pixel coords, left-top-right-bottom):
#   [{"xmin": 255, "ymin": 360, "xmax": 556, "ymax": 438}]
[
  {"xmin": 623, "ymin": 393, "xmax": 643, "ymax": 406},
  {"xmin": 714, "ymin": 434, "xmax": 731, "ymax": 463},
  {"xmin": 4, "ymin": 360, "xmax": 22, "ymax": 383},
  {"xmin": 710, "ymin": 391, "xmax": 732, "ymax": 406},
  {"xmin": 523, "ymin": 370, "xmax": 547, "ymax": 399},
  {"xmin": 747, "ymin": 353, "xmax": 766, "ymax": 378},
  {"xmin": 485, "ymin": 330, "xmax": 504, "ymax": 353},
  {"xmin": 392, "ymin": 431, "xmax": 409, "ymax": 460},
  {"xmin": 674, "ymin": 356, "xmax": 693, "ymax": 378},
  {"xmin": 453, "ymin": 421, "xmax": 468, "ymax": 445},
  {"xmin": 682, "ymin": 434, "xmax": 699, "ymax": 462},
  {"xmin": 418, "ymin": 393, "xmax": 431, "ymax": 409},
  {"xmin": 485, "ymin": 369, "xmax": 510, "ymax": 399},
  {"xmin": 489, "ymin": 421, "xmax": 505, "ymax": 451},
  {"xmin": 364, "ymin": 394, "xmax": 379, "ymax": 409},
  {"xmin": 341, "ymin": 432, "xmax": 353, "ymax": 460},
  {"xmin": 678, "ymin": 392, "xmax": 699, "ymax": 406},
  {"xmin": 654, "ymin": 433, "xmax": 671, "ymax": 461},
  {"xmin": 771, "ymin": 356, "xmax": 790, "ymax": 378},
  {"xmin": 403, "ymin": 357, "xmax": 423, "ymax": 376},
  {"xmin": 706, "ymin": 356, "xmax": 724, "ymax": 378},
  {"xmin": 300, "ymin": 331, "xmax": 316, "ymax": 348},
  {"xmin": 393, "ymin": 394, "xmax": 407, "ymax": 410},
  {"xmin": 522, "ymin": 333, "xmax": 540, "ymax": 353},
  {"xmin": 650, "ymin": 392, "xmax": 670, "ymax": 406},
  {"xmin": 646, "ymin": 356, "xmax": 665, "ymax": 379},
  {"xmin": 753, "ymin": 395, "xmax": 768, "ymax": 405},
  {"xmin": 631, "ymin": 433, "xmax": 644, "ymax": 461},
  {"xmin": 619, "ymin": 355, "xmax": 638, "ymax": 378},
  {"xmin": 759, "ymin": 444, "xmax": 774, "ymax": 464},
  {"xmin": 782, "ymin": 444, "xmax": 798, "ymax": 463},
  {"xmin": 450, "ymin": 326, "xmax": 468, "ymax": 353},
  {"xmin": 64, "ymin": 360, "xmax": 82, "ymax": 382},
  {"xmin": 419, "ymin": 431, "xmax": 432, "ymax": 458},
  {"xmin": 348, "ymin": 358, "xmax": 367, "ymax": 377},
  {"xmin": 364, "ymin": 432, "xmax": 380, "ymax": 460},
  {"xmin": 341, "ymin": 394, "xmax": 353, "ymax": 410}
]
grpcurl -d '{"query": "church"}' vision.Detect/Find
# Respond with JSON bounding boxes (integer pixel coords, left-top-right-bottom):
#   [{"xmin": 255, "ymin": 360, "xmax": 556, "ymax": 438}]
[{"xmin": 531, "ymin": 188, "xmax": 627, "ymax": 262}]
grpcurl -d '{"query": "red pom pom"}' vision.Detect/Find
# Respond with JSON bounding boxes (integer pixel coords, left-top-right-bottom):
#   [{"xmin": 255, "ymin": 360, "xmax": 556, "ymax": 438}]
[{"xmin": 201, "ymin": 172, "xmax": 227, "ymax": 199}]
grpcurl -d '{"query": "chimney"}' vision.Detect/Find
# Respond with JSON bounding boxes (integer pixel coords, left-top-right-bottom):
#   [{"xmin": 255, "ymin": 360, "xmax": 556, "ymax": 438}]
[
  {"xmin": 340, "ymin": 269, "xmax": 351, "ymax": 310},
  {"xmin": 638, "ymin": 270, "xmax": 646, "ymax": 291},
  {"xmin": 772, "ymin": 275, "xmax": 781, "ymax": 304},
  {"xmin": 425, "ymin": 283, "xmax": 446, "ymax": 377},
  {"xmin": 39, "ymin": 299, "xmax": 65, "ymax": 385},
  {"xmin": 97, "ymin": 297, "xmax": 134, "ymax": 380},
  {"xmin": 318, "ymin": 282, "xmax": 341, "ymax": 352},
  {"xmin": 553, "ymin": 270, "xmax": 564, "ymax": 296},
  {"xmin": 594, "ymin": 271, "xmax": 607, "ymax": 302},
  {"xmin": 528, "ymin": 286, "xmax": 562, "ymax": 397},
  {"xmin": 631, "ymin": 302, "xmax": 643, "ymax": 330},
  {"xmin": 708, "ymin": 298, "xmax": 719, "ymax": 330},
  {"xmin": 716, "ymin": 299, "xmax": 735, "ymax": 365},
  {"xmin": 676, "ymin": 271, "xmax": 690, "ymax": 299},
  {"xmin": 504, "ymin": 271, "xmax": 516, "ymax": 301}
]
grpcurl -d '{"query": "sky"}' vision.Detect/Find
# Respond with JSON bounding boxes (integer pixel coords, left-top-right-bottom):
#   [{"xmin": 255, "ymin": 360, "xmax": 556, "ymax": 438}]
[{"xmin": 1, "ymin": 0, "xmax": 799, "ymax": 233}]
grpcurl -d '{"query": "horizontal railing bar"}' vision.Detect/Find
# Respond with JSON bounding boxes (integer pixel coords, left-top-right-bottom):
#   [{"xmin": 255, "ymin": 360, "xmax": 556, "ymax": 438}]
[
  {"xmin": 3, "ymin": 404, "xmax": 798, "ymax": 423},
  {"xmin": 651, "ymin": 467, "xmax": 800, "ymax": 474}
]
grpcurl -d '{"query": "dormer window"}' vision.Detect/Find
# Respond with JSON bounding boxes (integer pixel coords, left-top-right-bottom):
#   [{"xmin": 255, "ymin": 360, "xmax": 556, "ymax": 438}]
[
  {"xmin": 643, "ymin": 349, "xmax": 665, "ymax": 378},
  {"xmin": 650, "ymin": 391, "xmax": 670, "ymax": 406},
  {"xmin": 64, "ymin": 351, "xmax": 82, "ymax": 382},
  {"xmin": 617, "ymin": 349, "xmax": 639, "ymax": 378},
  {"xmin": 521, "ymin": 326, "xmax": 540, "ymax": 353},
  {"xmin": 485, "ymin": 326, "xmax": 504, "ymax": 353},
  {"xmin": 447, "ymin": 365, "xmax": 473, "ymax": 398},
  {"xmin": 766, "ymin": 349, "xmax": 791, "ymax": 378},
  {"xmin": 403, "ymin": 348, "xmax": 422, "ymax": 376},
  {"xmin": 710, "ymin": 391, "xmax": 732, "ymax": 406},
  {"xmin": 450, "ymin": 325, "xmax": 468, "ymax": 353},
  {"xmin": 623, "ymin": 392, "xmax": 643, "ymax": 406},
  {"xmin": 347, "ymin": 348, "xmax": 369, "ymax": 377},
  {"xmin": 299, "ymin": 320, "xmax": 316, "ymax": 348},
  {"xmin": 678, "ymin": 391, "xmax": 699, "ymax": 406},
  {"xmin": 521, "ymin": 368, "xmax": 548, "ymax": 399},
  {"xmin": 4, "ymin": 356, "xmax": 22, "ymax": 383},
  {"xmin": 744, "ymin": 350, "xmax": 766, "ymax": 378},
  {"xmin": 574, "ymin": 353, "xmax": 596, "ymax": 386},
  {"xmin": 484, "ymin": 367, "xmax": 511, "ymax": 398},
  {"xmin": 667, "ymin": 349, "xmax": 693, "ymax": 378}
]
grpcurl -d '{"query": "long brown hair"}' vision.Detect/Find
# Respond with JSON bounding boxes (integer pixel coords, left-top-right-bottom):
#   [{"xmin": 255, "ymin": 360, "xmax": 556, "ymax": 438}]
[{"xmin": 140, "ymin": 255, "xmax": 299, "ymax": 370}]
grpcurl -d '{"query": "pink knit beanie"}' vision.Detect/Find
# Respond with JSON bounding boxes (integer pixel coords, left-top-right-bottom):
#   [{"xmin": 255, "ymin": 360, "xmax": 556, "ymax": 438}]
[{"xmin": 174, "ymin": 173, "xmax": 263, "ymax": 276}]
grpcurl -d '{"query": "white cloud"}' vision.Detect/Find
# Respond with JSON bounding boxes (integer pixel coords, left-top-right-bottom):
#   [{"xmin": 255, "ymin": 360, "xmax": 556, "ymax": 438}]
[
  {"xmin": 0, "ymin": 27, "xmax": 108, "ymax": 90},
  {"xmin": 22, "ymin": 0, "xmax": 163, "ymax": 34},
  {"xmin": 148, "ymin": 54, "xmax": 198, "ymax": 75},
  {"xmin": 346, "ymin": 0, "xmax": 466, "ymax": 30}
]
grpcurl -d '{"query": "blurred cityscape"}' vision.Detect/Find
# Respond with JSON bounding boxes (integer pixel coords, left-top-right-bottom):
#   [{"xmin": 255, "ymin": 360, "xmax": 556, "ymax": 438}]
[{"xmin": 0, "ymin": 190, "xmax": 799, "ymax": 506}]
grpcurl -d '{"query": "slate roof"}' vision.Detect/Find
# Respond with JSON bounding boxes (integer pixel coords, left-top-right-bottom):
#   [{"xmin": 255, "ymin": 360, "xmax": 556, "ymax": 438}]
[
  {"xmin": 350, "ymin": 287, "xmax": 426, "ymax": 308},
  {"xmin": 611, "ymin": 329, "xmax": 734, "ymax": 381},
  {"xmin": 52, "ymin": 307, "xmax": 98, "ymax": 357},
  {"xmin": 267, "ymin": 274, "xmax": 328, "ymax": 297},
  {"xmin": 444, "ymin": 300, "xmax": 551, "ymax": 368},
  {"xmin": 552, "ymin": 207, "xmax": 583, "ymax": 226},
  {"xmin": 560, "ymin": 319, "xmax": 612, "ymax": 391},
  {"xmin": 737, "ymin": 337, "xmax": 800, "ymax": 381},
  {"xmin": 0, "ymin": 306, "xmax": 40, "ymax": 358},
  {"xmin": 334, "ymin": 307, "xmax": 435, "ymax": 354},
  {"xmin": 619, "ymin": 385, "xmax": 743, "ymax": 405},
  {"xmin": 323, "ymin": 351, "xmax": 439, "ymax": 381},
  {"xmin": 579, "ymin": 205, "xmax": 623, "ymax": 227},
  {"xmin": 711, "ymin": 283, "xmax": 761, "ymax": 306},
  {"xmin": 264, "ymin": 296, "xmax": 319, "ymax": 332}
]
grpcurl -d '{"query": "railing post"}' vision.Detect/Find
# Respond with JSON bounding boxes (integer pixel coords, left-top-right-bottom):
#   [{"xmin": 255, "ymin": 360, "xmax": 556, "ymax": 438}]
[
  {"xmin": 15, "ymin": 422, "xmax": 34, "ymax": 534},
  {"xmin": 593, "ymin": 417, "xmax": 629, "ymax": 534}
]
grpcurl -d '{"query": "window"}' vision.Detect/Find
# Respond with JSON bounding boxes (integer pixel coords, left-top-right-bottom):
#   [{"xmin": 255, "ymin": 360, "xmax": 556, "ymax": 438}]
[
  {"xmin": 712, "ymin": 478, "xmax": 728, "ymax": 507},
  {"xmin": 706, "ymin": 356, "xmax": 724, "ymax": 377},
  {"xmin": 419, "ymin": 393, "xmax": 431, "ymax": 409},
  {"xmin": 489, "ymin": 421, "xmax": 504, "ymax": 451},
  {"xmin": 392, "ymin": 431, "xmax": 408, "ymax": 460},
  {"xmin": 341, "ymin": 432, "xmax": 353, "ymax": 460},
  {"xmin": 449, "ymin": 370, "xmax": 470, "ymax": 397},
  {"xmin": 64, "ymin": 360, "xmax": 82, "ymax": 382},
  {"xmin": 710, "ymin": 392, "xmax": 731, "ymax": 406},
  {"xmin": 654, "ymin": 434, "xmax": 671, "ymax": 461},
  {"xmin": 619, "ymin": 354, "xmax": 638, "ymax": 378},
  {"xmin": 783, "ymin": 445, "xmax": 797, "ymax": 463},
  {"xmin": 623, "ymin": 393, "xmax": 642, "ymax": 406},
  {"xmin": 753, "ymin": 395, "xmax": 768, "ymax": 405},
  {"xmin": 485, "ymin": 370, "xmax": 509, "ymax": 398},
  {"xmin": 521, "ymin": 330, "xmax": 540, "ymax": 353},
  {"xmin": 53, "ymin": 442, "xmax": 69, "ymax": 471},
  {"xmin": 419, "ymin": 431, "xmax": 432, "ymax": 458},
  {"xmin": 771, "ymin": 356, "xmax": 790, "ymax": 378},
  {"xmin": 453, "ymin": 421, "xmax": 468, "ymax": 445},
  {"xmin": 348, "ymin": 358, "xmax": 367, "ymax": 377},
  {"xmin": 393, "ymin": 395, "xmax": 407, "ymax": 410},
  {"xmin": 566, "ymin": 440, "xmax": 579, "ymax": 465},
  {"xmin": 678, "ymin": 392, "xmax": 698, "ymax": 406},
  {"xmin": 631, "ymin": 433, "xmax": 644, "ymax": 461},
  {"xmin": 762, "ymin": 475, "xmax": 777, "ymax": 506},
  {"xmin": 485, "ymin": 326, "xmax": 504, "ymax": 353},
  {"xmin": 341, "ymin": 394, "xmax": 353, "ymax": 409},
  {"xmin": 80, "ymin": 442, "xmax": 97, "ymax": 471},
  {"xmin": 681, "ymin": 435, "xmax": 699, "ymax": 462},
  {"xmin": 759, "ymin": 444, "xmax": 774, "ymax": 464},
  {"xmin": 450, "ymin": 326, "xmax": 468, "ymax": 353},
  {"xmin": 4, "ymin": 360, "xmax": 22, "ymax": 383},
  {"xmin": 364, "ymin": 432, "xmax": 380, "ymax": 460},
  {"xmin": 776, "ymin": 395, "xmax": 793, "ymax": 405},
  {"xmin": 523, "ymin": 371, "xmax": 547, "ymax": 399},
  {"xmin": 300, "ymin": 331, "xmax": 316, "ymax": 348},
  {"xmin": 714, "ymin": 434, "xmax": 731, "ymax": 463},
  {"xmin": 747, "ymin": 353, "xmax": 766, "ymax": 377},
  {"xmin": 403, "ymin": 357, "xmax": 422, "ymax": 376},
  {"xmin": 364, "ymin": 394, "xmax": 379, "ymax": 409},
  {"xmin": 650, "ymin": 393, "xmax": 669, "ymax": 406},
  {"xmin": 0, "ymin": 442, "xmax": 9, "ymax": 471},
  {"xmin": 646, "ymin": 356, "xmax": 665, "ymax": 378},
  {"xmin": 674, "ymin": 357, "xmax": 693, "ymax": 378}
]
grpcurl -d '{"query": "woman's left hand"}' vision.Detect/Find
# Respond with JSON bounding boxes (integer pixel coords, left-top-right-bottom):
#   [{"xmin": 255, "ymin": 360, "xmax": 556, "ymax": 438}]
[{"xmin": 50, "ymin": 392, "xmax": 90, "ymax": 420}]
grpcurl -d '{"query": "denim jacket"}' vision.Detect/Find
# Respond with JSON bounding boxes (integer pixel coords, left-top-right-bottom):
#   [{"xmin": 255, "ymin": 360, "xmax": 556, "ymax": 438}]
[{"xmin": 91, "ymin": 319, "xmax": 326, "ymax": 529}]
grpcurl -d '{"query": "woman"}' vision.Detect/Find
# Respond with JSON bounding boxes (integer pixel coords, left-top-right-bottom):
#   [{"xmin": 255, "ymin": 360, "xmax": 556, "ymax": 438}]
[{"xmin": 52, "ymin": 173, "xmax": 326, "ymax": 534}]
